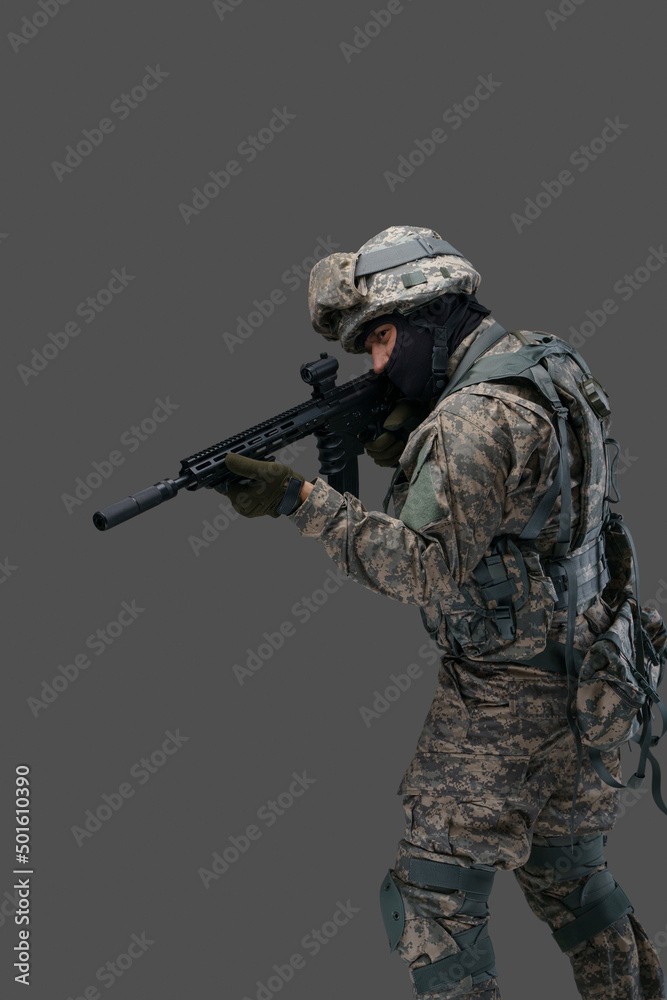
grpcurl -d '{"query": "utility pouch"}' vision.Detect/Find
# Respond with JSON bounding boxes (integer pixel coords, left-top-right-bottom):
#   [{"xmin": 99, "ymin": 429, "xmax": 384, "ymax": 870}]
[
  {"xmin": 575, "ymin": 600, "xmax": 646, "ymax": 750},
  {"xmin": 641, "ymin": 603, "xmax": 667, "ymax": 690},
  {"xmin": 575, "ymin": 597, "xmax": 666, "ymax": 751}
]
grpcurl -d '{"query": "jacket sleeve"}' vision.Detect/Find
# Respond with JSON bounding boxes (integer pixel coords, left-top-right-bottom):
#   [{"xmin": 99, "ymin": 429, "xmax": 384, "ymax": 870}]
[{"xmin": 287, "ymin": 408, "xmax": 513, "ymax": 608}]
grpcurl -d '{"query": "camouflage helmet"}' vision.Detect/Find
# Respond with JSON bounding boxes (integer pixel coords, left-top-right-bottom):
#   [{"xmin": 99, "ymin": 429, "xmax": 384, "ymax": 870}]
[{"xmin": 308, "ymin": 225, "xmax": 481, "ymax": 354}]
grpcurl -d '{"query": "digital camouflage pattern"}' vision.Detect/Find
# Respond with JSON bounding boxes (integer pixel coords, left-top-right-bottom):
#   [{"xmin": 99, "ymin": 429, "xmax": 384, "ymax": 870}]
[
  {"xmin": 388, "ymin": 661, "xmax": 664, "ymax": 999},
  {"xmin": 290, "ymin": 315, "xmax": 606, "ymax": 662},
  {"xmin": 516, "ymin": 858, "xmax": 664, "ymax": 1000},
  {"xmin": 287, "ymin": 315, "xmax": 666, "ymax": 998},
  {"xmin": 308, "ymin": 225, "xmax": 482, "ymax": 350}
]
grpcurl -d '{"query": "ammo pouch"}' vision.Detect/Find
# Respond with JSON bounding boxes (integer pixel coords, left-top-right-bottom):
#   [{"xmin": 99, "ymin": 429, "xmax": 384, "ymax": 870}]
[
  {"xmin": 438, "ymin": 535, "xmax": 608, "ymax": 663},
  {"xmin": 437, "ymin": 536, "xmax": 556, "ymax": 661}
]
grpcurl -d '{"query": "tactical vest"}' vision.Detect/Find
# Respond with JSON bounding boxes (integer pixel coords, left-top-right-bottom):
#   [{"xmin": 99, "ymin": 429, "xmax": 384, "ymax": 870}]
[
  {"xmin": 425, "ymin": 321, "xmax": 667, "ymax": 839},
  {"xmin": 441, "ymin": 324, "xmax": 610, "ymax": 642}
]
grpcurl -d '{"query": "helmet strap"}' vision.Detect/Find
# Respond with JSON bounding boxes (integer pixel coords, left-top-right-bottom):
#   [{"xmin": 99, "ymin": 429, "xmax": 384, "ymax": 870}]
[{"xmin": 426, "ymin": 295, "xmax": 472, "ymax": 395}]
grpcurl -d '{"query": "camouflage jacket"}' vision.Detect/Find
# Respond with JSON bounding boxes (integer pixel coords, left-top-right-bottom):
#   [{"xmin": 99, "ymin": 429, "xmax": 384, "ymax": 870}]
[{"xmin": 288, "ymin": 315, "xmax": 608, "ymax": 662}]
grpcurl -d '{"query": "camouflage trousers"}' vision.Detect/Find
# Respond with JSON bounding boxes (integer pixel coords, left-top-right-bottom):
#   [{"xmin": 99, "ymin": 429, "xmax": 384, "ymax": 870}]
[{"xmin": 385, "ymin": 657, "xmax": 665, "ymax": 1000}]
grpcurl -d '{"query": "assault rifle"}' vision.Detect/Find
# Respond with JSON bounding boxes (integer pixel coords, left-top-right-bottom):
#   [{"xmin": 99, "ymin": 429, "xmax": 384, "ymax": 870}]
[{"xmin": 93, "ymin": 353, "xmax": 402, "ymax": 531}]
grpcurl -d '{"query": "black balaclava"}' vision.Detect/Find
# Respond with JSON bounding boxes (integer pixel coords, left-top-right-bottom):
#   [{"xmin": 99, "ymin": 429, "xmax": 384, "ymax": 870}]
[{"xmin": 357, "ymin": 292, "xmax": 491, "ymax": 403}]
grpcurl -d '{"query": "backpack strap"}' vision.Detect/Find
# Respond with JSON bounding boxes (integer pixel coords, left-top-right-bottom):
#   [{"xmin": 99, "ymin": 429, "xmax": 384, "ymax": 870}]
[{"xmin": 437, "ymin": 320, "xmax": 511, "ymax": 398}]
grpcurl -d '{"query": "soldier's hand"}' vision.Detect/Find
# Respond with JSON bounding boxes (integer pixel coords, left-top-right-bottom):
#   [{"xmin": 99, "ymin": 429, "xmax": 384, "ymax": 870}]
[
  {"xmin": 215, "ymin": 453, "xmax": 306, "ymax": 518},
  {"xmin": 362, "ymin": 400, "xmax": 427, "ymax": 468}
]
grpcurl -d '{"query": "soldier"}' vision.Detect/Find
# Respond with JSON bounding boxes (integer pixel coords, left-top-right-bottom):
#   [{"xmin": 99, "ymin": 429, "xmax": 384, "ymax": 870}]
[{"xmin": 220, "ymin": 226, "xmax": 666, "ymax": 999}]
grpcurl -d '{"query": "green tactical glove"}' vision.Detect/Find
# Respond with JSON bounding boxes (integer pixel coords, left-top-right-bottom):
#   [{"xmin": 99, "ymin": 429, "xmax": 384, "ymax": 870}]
[
  {"xmin": 362, "ymin": 400, "xmax": 428, "ymax": 468},
  {"xmin": 216, "ymin": 453, "xmax": 306, "ymax": 518}
]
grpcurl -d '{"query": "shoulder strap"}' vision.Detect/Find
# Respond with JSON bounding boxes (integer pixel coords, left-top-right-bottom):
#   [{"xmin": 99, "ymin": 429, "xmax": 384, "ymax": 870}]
[
  {"xmin": 441, "ymin": 337, "xmax": 574, "ymax": 551},
  {"xmin": 437, "ymin": 321, "xmax": 509, "ymax": 400},
  {"xmin": 441, "ymin": 331, "xmax": 591, "ymax": 398}
]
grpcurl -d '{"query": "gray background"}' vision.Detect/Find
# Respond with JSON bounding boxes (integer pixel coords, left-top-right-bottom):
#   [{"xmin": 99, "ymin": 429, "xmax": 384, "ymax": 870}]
[{"xmin": 2, "ymin": 0, "xmax": 666, "ymax": 997}]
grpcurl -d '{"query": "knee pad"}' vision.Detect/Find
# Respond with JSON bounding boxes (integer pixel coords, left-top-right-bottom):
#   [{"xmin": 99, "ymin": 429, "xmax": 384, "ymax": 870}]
[
  {"xmin": 379, "ymin": 859, "xmax": 498, "ymax": 995},
  {"xmin": 525, "ymin": 834, "xmax": 634, "ymax": 952}
]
